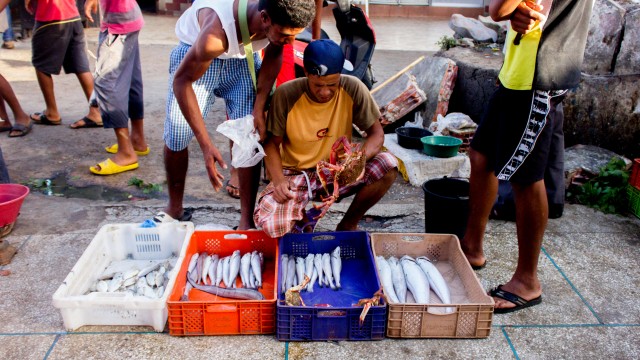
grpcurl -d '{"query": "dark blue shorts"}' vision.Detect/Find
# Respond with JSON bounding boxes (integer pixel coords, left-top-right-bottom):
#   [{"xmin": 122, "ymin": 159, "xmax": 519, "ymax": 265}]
[{"xmin": 32, "ymin": 19, "xmax": 90, "ymax": 75}]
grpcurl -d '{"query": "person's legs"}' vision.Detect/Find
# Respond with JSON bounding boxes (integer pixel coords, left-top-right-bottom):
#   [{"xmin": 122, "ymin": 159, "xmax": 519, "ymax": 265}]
[
  {"xmin": 492, "ymin": 180, "xmax": 547, "ymax": 310},
  {"xmin": 72, "ymin": 71, "xmax": 102, "ymax": 126},
  {"xmin": 336, "ymin": 167, "xmax": 397, "ymax": 231},
  {"xmin": 33, "ymin": 70, "xmax": 61, "ymax": 121},
  {"xmin": 128, "ymin": 41, "xmax": 147, "ymax": 152},
  {"xmin": 237, "ymin": 164, "xmax": 261, "ymax": 229},
  {"xmin": 0, "ymin": 74, "xmax": 30, "ymax": 134},
  {"xmin": 461, "ymin": 148, "xmax": 498, "ymax": 268},
  {"xmin": 2, "ymin": 8, "xmax": 15, "ymax": 49},
  {"xmin": 164, "ymin": 145, "xmax": 189, "ymax": 219}
]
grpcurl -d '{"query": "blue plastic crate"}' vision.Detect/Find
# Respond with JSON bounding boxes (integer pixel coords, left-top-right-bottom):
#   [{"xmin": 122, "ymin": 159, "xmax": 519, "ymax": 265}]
[{"xmin": 276, "ymin": 231, "xmax": 386, "ymax": 341}]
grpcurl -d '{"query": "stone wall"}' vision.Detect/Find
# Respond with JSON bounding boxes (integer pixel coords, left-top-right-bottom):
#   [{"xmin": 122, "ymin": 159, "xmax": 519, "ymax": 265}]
[{"xmin": 444, "ymin": 0, "xmax": 640, "ymax": 159}]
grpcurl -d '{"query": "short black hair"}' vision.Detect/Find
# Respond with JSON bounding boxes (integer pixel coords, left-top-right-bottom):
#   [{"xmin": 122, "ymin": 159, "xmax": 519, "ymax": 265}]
[{"xmin": 259, "ymin": 0, "xmax": 316, "ymax": 29}]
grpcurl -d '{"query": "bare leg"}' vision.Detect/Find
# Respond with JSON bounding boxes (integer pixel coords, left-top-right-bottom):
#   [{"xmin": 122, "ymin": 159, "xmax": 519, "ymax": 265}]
[
  {"xmin": 111, "ymin": 128, "xmax": 138, "ymax": 166},
  {"xmin": 130, "ymin": 118, "xmax": 148, "ymax": 152},
  {"xmin": 492, "ymin": 180, "xmax": 547, "ymax": 310},
  {"xmin": 337, "ymin": 168, "xmax": 398, "ymax": 231},
  {"xmin": 0, "ymin": 74, "xmax": 31, "ymax": 134},
  {"xmin": 226, "ymin": 139, "xmax": 240, "ymax": 198},
  {"xmin": 237, "ymin": 163, "xmax": 261, "ymax": 230},
  {"xmin": 164, "ymin": 145, "xmax": 189, "ymax": 219},
  {"xmin": 461, "ymin": 148, "xmax": 498, "ymax": 268},
  {"xmin": 76, "ymin": 72, "xmax": 101, "ymax": 122},
  {"xmin": 32, "ymin": 70, "xmax": 61, "ymax": 121}
]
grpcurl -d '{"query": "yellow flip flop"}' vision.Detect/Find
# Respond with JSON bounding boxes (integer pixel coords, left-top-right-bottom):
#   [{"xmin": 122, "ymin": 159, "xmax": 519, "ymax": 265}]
[
  {"xmin": 105, "ymin": 143, "xmax": 150, "ymax": 156},
  {"xmin": 90, "ymin": 158, "xmax": 139, "ymax": 175}
]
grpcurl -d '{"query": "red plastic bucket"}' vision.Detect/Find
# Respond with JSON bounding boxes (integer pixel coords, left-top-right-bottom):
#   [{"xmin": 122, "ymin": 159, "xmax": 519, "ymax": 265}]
[{"xmin": 0, "ymin": 184, "xmax": 29, "ymax": 227}]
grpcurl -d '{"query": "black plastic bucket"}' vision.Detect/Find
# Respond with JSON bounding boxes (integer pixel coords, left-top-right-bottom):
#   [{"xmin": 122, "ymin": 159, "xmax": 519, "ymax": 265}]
[{"xmin": 422, "ymin": 177, "xmax": 469, "ymax": 239}]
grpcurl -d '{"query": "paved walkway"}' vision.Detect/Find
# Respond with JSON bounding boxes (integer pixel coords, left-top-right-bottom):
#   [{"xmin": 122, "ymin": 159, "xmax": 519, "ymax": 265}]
[{"xmin": 0, "ymin": 12, "xmax": 639, "ymax": 360}]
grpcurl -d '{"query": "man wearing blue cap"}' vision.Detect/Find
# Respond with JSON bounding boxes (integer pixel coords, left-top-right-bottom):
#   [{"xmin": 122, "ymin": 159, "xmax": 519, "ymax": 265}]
[{"xmin": 254, "ymin": 39, "xmax": 398, "ymax": 238}]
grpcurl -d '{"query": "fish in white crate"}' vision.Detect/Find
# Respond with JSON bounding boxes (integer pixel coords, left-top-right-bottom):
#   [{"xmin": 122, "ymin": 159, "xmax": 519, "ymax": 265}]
[
  {"xmin": 400, "ymin": 256, "xmax": 430, "ymax": 303},
  {"xmin": 375, "ymin": 256, "xmax": 399, "ymax": 303},
  {"xmin": 388, "ymin": 256, "xmax": 407, "ymax": 303},
  {"xmin": 331, "ymin": 247, "xmax": 342, "ymax": 289},
  {"xmin": 416, "ymin": 256, "xmax": 452, "ymax": 310}
]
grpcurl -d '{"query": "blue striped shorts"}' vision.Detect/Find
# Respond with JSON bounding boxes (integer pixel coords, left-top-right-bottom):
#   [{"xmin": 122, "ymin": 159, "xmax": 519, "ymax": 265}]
[{"xmin": 163, "ymin": 42, "xmax": 262, "ymax": 151}]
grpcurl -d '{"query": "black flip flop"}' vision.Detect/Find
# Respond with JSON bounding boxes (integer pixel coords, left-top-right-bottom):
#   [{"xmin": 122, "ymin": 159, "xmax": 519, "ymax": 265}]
[
  {"xmin": 179, "ymin": 207, "xmax": 195, "ymax": 222},
  {"xmin": 472, "ymin": 261, "xmax": 487, "ymax": 270},
  {"xmin": 69, "ymin": 116, "xmax": 102, "ymax": 129},
  {"xmin": 30, "ymin": 111, "xmax": 61, "ymax": 125},
  {"xmin": 8, "ymin": 122, "xmax": 33, "ymax": 137},
  {"xmin": 490, "ymin": 285, "xmax": 542, "ymax": 314}
]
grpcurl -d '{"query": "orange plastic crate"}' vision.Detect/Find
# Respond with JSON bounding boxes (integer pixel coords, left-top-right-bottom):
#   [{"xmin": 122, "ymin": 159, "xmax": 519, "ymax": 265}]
[
  {"xmin": 629, "ymin": 158, "xmax": 640, "ymax": 190},
  {"xmin": 167, "ymin": 230, "xmax": 278, "ymax": 336}
]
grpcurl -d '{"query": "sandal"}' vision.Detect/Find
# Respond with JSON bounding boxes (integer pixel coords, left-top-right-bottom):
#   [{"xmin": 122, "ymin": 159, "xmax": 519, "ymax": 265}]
[
  {"xmin": 69, "ymin": 116, "xmax": 103, "ymax": 129},
  {"xmin": 105, "ymin": 143, "xmax": 150, "ymax": 156},
  {"xmin": 89, "ymin": 158, "xmax": 139, "ymax": 175},
  {"xmin": 225, "ymin": 180, "xmax": 240, "ymax": 199},
  {"xmin": 8, "ymin": 122, "xmax": 33, "ymax": 137},
  {"xmin": 490, "ymin": 285, "xmax": 542, "ymax": 314},
  {"xmin": 30, "ymin": 111, "xmax": 61, "ymax": 125}
]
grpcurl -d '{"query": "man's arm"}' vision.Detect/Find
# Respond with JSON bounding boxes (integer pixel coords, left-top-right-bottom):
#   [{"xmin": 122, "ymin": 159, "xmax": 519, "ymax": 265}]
[
  {"xmin": 490, "ymin": 0, "xmax": 546, "ymax": 34},
  {"xmin": 84, "ymin": 0, "xmax": 98, "ymax": 23},
  {"xmin": 0, "ymin": 0, "xmax": 9, "ymax": 13},
  {"xmin": 252, "ymin": 43, "xmax": 284, "ymax": 142},
  {"xmin": 361, "ymin": 120, "xmax": 384, "ymax": 162},
  {"xmin": 311, "ymin": 0, "xmax": 324, "ymax": 40},
  {"xmin": 263, "ymin": 134, "xmax": 294, "ymax": 203},
  {"xmin": 173, "ymin": 11, "xmax": 229, "ymax": 191}
]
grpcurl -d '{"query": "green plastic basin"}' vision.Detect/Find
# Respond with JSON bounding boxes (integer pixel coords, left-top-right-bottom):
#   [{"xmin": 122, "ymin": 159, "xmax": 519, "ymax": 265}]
[{"xmin": 421, "ymin": 136, "xmax": 463, "ymax": 158}]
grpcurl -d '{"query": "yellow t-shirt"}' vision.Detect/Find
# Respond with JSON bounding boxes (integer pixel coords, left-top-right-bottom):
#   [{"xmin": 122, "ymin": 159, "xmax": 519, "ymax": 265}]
[
  {"xmin": 267, "ymin": 75, "xmax": 380, "ymax": 170},
  {"xmin": 498, "ymin": 24, "xmax": 543, "ymax": 90}
]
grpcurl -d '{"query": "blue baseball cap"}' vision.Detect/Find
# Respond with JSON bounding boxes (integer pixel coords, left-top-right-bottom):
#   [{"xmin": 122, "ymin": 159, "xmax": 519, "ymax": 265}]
[{"xmin": 303, "ymin": 39, "xmax": 353, "ymax": 76}]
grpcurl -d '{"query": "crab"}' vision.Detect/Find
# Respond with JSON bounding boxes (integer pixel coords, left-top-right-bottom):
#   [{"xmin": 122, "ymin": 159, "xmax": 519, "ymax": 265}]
[
  {"xmin": 314, "ymin": 136, "xmax": 367, "ymax": 219},
  {"xmin": 285, "ymin": 275, "xmax": 311, "ymax": 306},
  {"xmin": 355, "ymin": 288, "xmax": 387, "ymax": 326}
]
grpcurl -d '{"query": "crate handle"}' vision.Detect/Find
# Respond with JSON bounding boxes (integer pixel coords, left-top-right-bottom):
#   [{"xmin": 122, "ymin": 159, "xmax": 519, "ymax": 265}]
[
  {"xmin": 206, "ymin": 304, "xmax": 238, "ymax": 313},
  {"xmin": 311, "ymin": 235, "xmax": 336, "ymax": 241},
  {"xmin": 400, "ymin": 235, "xmax": 424, "ymax": 242},
  {"xmin": 316, "ymin": 309, "xmax": 347, "ymax": 317},
  {"xmin": 223, "ymin": 233, "xmax": 248, "ymax": 240}
]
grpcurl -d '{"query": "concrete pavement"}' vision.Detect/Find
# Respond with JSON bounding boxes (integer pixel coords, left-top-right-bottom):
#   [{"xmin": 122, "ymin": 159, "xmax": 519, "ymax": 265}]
[{"xmin": 1, "ymin": 13, "xmax": 639, "ymax": 360}]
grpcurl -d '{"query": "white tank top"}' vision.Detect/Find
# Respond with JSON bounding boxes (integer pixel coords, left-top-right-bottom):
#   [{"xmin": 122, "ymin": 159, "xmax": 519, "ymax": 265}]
[{"xmin": 175, "ymin": 0, "xmax": 269, "ymax": 59}]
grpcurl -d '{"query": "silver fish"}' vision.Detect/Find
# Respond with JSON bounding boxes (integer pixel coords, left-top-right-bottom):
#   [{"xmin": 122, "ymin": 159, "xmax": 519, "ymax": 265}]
[
  {"xmin": 400, "ymin": 256, "xmax": 430, "ymax": 304},
  {"xmin": 314, "ymin": 253, "xmax": 324, "ymax": 287},
  {"xmin": 251, "ymin": 252, "xmax": 262, "ymax": 288},
  {"xmin": 187, "ymin": 253, "xmax": 199, "ymax": 274},
  {"xmin": 146, "ymin": 271, "xmax": 156, "ymax": 287},
  {"xmin": 229, "ymin": 250, "xmax": 241, "ymax": 288},
  {"xmin": 376, "ymin": 256, "xmax": 399, "ymax": 303},
  {"xmin": 188, "ymin": 277, "xmax": 264, "ymax": 300},
  {"xmin": 222, "ymin": 256, "xmax": 231, "ymax": 287},
  {"xmin": 202, "ymin": 255, "xmax": 212, "ymax": 284},
  {"xmin": 331, "ymin": 247, "xmax": 342, "ymax": 289},
  {"xmin": 280, "ymin": 254, "xmax": 289, "ymax": 293},
  {"xmin": 295, "ymin": 257, "xmax": 306, "ymax": 287},
  {"xmin": 197, "ymin": 252, "xmax": 208, "ymax": 283},
  {"xmin": 388, "ymin": 256, "xmax": 407, "ymax": 303},
  {"xmin": 304, "ymin": 254, "xmax": 314, "ymax": 290},
  {"xmin": 216, "ymin": 256, "xmax": 225, "ymax": 286},
  {"xmin": 209, "ymin": 255, "xmax": 219, "ymax": 286},
  {"xmin": 181, "ymin": 281, "xmax": 193, "ymax": 301},
  {"xmin": 416, "ymin": 256, "xmax": 451, "ymax": 307},
  {"xmin": 96, "ymin": 280, "xmax": 108, "ymax": 293},
  {"xmin": 285, "ymin": 257, "xmax": 296, "ymax": 291},
  {"xmin": 322, "ymin": 253, "xmax": 336, "ymax": 290},
  {"xmin": 308, "ymin": 267, "xmax": 318, "ymax": 293},
  {"xmin": 108, "ymin": 273, "xmax": 124, "ymax": 292},
  {"xmin": 241, "ymin": 253, "xmax": 251, "ymax": 287},
  {"xmin": 249, "ymin": 269, "xmax": 256, "ymax": 289}
]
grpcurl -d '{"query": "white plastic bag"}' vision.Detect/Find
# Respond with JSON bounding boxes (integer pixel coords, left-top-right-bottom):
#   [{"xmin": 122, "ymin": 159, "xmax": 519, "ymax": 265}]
[{"xmin": 216, "ymin": 115, "xmax": 265, "ymax": 168}]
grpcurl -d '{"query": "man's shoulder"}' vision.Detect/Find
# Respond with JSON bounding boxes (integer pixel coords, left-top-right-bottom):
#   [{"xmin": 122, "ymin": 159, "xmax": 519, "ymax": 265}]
[
  {"xmin": 274, "ymin": 78, "xmax": 307, "ymax": 99},
  {"xmin": 339, "ymin": 75, "xmax": 373, "ymax": 99}
]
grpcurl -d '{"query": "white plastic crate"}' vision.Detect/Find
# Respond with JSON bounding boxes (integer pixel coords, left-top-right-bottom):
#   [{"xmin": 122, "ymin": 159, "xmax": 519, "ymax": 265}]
[{"xmin": 52, "ymin": 222, "xmax": 194, "ymax": 332}]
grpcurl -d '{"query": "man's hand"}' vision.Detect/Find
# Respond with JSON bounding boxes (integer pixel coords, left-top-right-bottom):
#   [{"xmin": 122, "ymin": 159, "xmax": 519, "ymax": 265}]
[
  {"xmin": 202, "ymin": 145, "xmax": 227, "ymax": 192},
  {"xmin": 252, "ymin": 108, "xmax": 267, "ymax": 142},
  {"xmin": 84, "ymin": 0, "xmax": 98, "ymax": 23},
  {"xmin": 272, "ymin": 178, "xmax": 294, "ymax": 204},
  {"xmin": 510, "ymin": 1, "xmax": 546, "ymax": 34}
]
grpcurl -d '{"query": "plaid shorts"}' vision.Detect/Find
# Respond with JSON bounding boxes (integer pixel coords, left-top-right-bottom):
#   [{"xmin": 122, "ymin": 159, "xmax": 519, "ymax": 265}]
[
  {"xmin": 163, "ymin": 42, "xmax": 262, "ymax": 151},
  {"xmin": 254, "ymin": 152, "xmax": 398, "ymax": 238}
]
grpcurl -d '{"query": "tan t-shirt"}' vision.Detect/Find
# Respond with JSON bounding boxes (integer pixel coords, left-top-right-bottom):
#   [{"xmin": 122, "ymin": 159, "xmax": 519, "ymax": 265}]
[{"xmin": 267, "ymin": 75, "xmax": 380, "ymax": 170}]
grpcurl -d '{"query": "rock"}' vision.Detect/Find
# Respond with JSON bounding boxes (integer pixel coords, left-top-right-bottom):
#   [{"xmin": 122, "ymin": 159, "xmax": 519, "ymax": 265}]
[
  {"xmin": 457, "ymin": 38, "xmax": 475, "ymax": 47},
  {"xmin": 478, "ymin": 15, "xmax": 508, "ymax": 43},
  {"xmin": 564, "ymin": 144, "xmax": 630, "ymax": 180},
  {"xmin": 449, "ymin": 14, "xmax": 498, "ymax": 43},
  {"xmin": 583, "ymin": 0, "xmax": 625, "ymax": 74},
  {"xmin": 563, "ymin": 73, "xmax": 640, "ymax": 158},
  {"xmin": 614, "ymin": 7, "xmax": 640, "ymax": 75}
]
